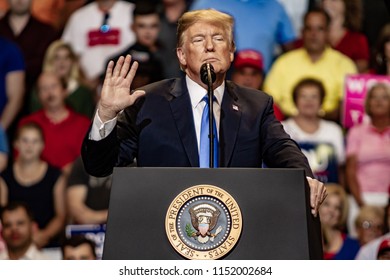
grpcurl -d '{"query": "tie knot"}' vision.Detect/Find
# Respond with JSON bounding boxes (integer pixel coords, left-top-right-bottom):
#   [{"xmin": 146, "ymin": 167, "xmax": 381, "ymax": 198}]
[{"xmin": 202, "ymin": 94, "xmax": 217, "ymax": 105}]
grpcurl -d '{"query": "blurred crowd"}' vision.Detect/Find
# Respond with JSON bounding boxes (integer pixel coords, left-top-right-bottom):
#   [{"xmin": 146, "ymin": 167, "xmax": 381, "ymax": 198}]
[{"xmin": 0, "ymin": 0, "xmax": 389, "ymax": 260}]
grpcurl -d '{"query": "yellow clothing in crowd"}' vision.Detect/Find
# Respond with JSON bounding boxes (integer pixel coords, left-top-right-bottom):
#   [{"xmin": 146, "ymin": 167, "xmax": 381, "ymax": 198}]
[{"xmin": 264, "ymin": 47, "xmax": 357, "ymax": 116}]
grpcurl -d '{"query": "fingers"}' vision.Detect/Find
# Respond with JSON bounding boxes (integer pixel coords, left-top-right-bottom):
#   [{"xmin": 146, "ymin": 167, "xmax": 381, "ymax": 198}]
[
  {"xmin": 119, "ymin": 55, "xmax": 132, "ymax": 77},
  {"xmin": 113, "ymin": 56, "xmax": 125, "ymax": 77},
  {"xmin": 125, "ymin": 60, "xmax": 139, "ymax": 85},
  {"xmin": 105, "ymin": 60, "xmax": 114, "ymax": 80},
  {"xmin": 307, "ymin": 177, "xmax": 326, "ymax": 217},
  {"xmin": 130, "ymin": 90, "xmax": 146, "ymax": 103}
]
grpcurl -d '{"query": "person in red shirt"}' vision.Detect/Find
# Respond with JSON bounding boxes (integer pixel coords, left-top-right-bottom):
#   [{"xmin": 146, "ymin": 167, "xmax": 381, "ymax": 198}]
[{"xmin": 19, "ymin": 72, "xmax": 90, "ymax": 177}]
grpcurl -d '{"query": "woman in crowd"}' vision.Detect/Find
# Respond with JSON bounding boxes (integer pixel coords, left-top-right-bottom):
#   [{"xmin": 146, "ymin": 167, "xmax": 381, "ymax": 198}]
[
  {"xmin": 372, "ymin": 23, "xmax": 390, "ymax": 75},
  {"xmin": 282, "ymin": 78, "xmax": 345, "ymax": 184},
  {"xmin": 0, "ymin": 122, "xmax": 66, "ymax": 248},
  {"xmin": 30, "ymin": 40, "xmax": 95, "ymax": 119},
  {"xmin": 346, "ymin": 82, "xmax": 390, "ymax": 236},
  {"xmin": 321, "ymin": 0, "xmax": 369, "ymax": 73},
  {"xmin": 320, "ymin": 183, "xmax": 360, "ymax": 259},
  {"xmin": 355, "ymin": 205, "xmax": 385, "ymax": 246}
]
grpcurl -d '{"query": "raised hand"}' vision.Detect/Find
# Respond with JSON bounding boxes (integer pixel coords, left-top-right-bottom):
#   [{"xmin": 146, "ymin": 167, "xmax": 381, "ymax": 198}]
[{"xmin": 98, "ymin": 55, "xmax": 145, "ymax": 122}]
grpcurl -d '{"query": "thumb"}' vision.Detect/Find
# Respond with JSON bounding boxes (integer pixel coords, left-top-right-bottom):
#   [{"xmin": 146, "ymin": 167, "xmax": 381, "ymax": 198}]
[{"xmin": 129, "ymin": 90, "xmax": 146, "ymax": 103}]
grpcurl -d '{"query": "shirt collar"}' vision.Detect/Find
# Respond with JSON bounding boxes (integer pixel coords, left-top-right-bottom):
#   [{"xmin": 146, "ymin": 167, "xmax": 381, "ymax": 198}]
[{"xmin": 186, "ymin": 75, "xmax": 224, "ymax": 108}]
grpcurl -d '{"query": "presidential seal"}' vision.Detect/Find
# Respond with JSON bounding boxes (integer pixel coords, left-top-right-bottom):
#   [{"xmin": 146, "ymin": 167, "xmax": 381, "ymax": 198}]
[{"xmin": 165, "ymin": 185, "xmax": 242, "ymax": 260}]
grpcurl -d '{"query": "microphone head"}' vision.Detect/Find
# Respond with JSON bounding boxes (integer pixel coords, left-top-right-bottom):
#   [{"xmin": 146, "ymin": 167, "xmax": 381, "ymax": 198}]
[{"xmin": 200, "ymin": 63, "xmax": 216, "ymax": 85}]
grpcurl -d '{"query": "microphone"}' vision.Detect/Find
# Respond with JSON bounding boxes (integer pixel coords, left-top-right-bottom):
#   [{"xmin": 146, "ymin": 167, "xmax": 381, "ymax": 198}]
[{"xmin": 200, "ymin": 63, "xmax": 216, "ymax": 86}]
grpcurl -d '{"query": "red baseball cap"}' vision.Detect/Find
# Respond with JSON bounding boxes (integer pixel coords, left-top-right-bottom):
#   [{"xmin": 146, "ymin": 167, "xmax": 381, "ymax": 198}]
[
  {"xmin": 377, "ymin": 238, "xmax": 390, "ymax": 258},
  {"xmin": 234, "ymin": 49, "xmax": 264, "ymax": 71}
]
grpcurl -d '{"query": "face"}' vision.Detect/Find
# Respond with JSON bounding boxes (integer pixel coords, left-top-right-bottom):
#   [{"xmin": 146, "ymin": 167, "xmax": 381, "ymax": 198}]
[
  {"xmin": 321, "ymin": 0, "xmax": 345, "ymax": 18},
  {"xmin": 132, "ymin": 14, "xmax": 160, "ymax": 48},
  {"xmin": 63, "ymin": 244, "xmax": 96, "ymax": 260},
  {"xmin": 295, "ymin": 85, "xmax": 322, "ymax": 117},
  {"xmin": 302, "ymin": 12, "xmax": 328, "ymax": 54},
  {"xmin": 52, "ymin": 47, "xmax": 73, "ymax": 79},
  {"xmin": 368, "ymin": 86, "xmax": 390, "ymax": 118},
  {"xmin": 1, "ymin": 207, "xmax": 33, "ymax": 252},
  {"xmin": 357, "ymin": 217, "xmax": 384, "ymax": 245},
  {"xmin": 37, "ymin": 73, "xmax": 66, "ymax": 110},
  {"xmin": 14, "ymin": 127, "xmax": 44, "ymax": 161},
  {"xmin": 8, "ymin": 0, "xmax": 31, "ymax": 15},
  {"xmin": 232, "ymin": 67, "xmax": 263, "ymax": 89},
  {"xmin": 177, "ymin": 21, "xmax": 234, "ymax": 86},
  {"xmin": 319, "ymin": 193, "xmax": 342, "ymax": 228}
]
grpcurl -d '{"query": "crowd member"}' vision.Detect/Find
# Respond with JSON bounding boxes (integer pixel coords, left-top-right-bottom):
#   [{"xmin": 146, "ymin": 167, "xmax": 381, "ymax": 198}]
[
  {"xmin": 346, "ymin": 83, "xmax": 390, "ymax": 237},
  {"xmin": 62, "ymin": 0, "xmax": 136, "ymax": 89},
  {"xmin": 355, "ymin": 205, "xmax": 385, "ymax": 246},
  {"xmin": 231, "ymin": 49, "xmax": 284, "ymax": 121},
  {"xmin": 282, "ymin": 78, "xmax": 345, "ymax": 184},
  {"xmin": 67, "ymin": 157, "xmax": 111, "ymax": 225},
  {"xmin": 157, "ymin": 0, "xmax": 189, "ymax": 78},
  {"xmin": 0, "ymin": 0, "xmax": 58, "ymax": 114},
  {"xmin": 0, "ymin": 202, "xmax": 50, "ymax": 260},
  {"xmin": 0, "ymin": 123, "xmax": 66, "ymax": 249},
  {"xmin": 372, "ymin": 24, "xmax": 390, "ymax": 75},
  {"xmin": 30, "ymin": 40, "xmax": 96, "ymax": 119},
  {"xmin": 320, "ymin": 184, "xmax": 359, "ymax": 260},
  {"xmin": 105, "ymin": 3, "xmax": 164, "ymax": 89},
  {"xmin": 377, "ymin": 238, "xmax": 390, "ymax": 260},
  {"xmin": 264, "ymin": 8, "xmax": 356, "ymax": 122},
  {"xmin": 320, "ymin": 0, "xmax": 369, "ymax": 73},
  {"xmin": 356, "ymin": 203, "xmax": 390, "ymax": 259},
  {"xmin": 0, "ymin": 36, "xmax": 24, "ymax": 132},
  {"xmin": 190, "ymin": 0, "xmax": 296, "ymax": 72},
  {"xmin": 82, "ymin": 9, "xmax": 326, "ymax": 217},
  {"xmin": 18, "ymin": 72, "xmax": 90, "ymax": 176},
  {"xmin": 61, "ymin": 235, "xmax": 97, "ymax": 260}
]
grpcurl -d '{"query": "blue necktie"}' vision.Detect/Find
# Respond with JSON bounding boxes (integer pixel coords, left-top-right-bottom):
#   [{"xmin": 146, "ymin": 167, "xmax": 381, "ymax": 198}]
[{"xmin": 199, "ymin": 95, "xmax": 218, "ymax": 168}]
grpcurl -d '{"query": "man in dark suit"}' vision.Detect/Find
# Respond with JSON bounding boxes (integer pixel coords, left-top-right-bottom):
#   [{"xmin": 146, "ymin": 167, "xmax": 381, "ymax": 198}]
[{"xmin": 82, "ymin": 9, "xmax": 326, "ymax": 216}]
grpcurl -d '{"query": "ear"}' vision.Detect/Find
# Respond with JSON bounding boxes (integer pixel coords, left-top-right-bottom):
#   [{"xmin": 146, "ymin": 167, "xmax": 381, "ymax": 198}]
[
  {"xmin": 176, "ymin": 47, "xmax": 187, "ymax": 67},
  {"xmin": 230, "ymin": 50, "xmax": 234, "ymax": 63}
]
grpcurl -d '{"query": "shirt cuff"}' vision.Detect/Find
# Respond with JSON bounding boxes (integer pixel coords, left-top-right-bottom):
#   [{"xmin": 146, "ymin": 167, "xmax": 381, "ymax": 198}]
[{"xmin": 89, "ymin": 109, "xmax": 118, "ymax": 140}]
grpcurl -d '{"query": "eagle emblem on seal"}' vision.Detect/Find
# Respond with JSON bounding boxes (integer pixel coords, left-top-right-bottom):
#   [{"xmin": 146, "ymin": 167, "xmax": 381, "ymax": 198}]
[{"xmin": 186, "ymin": 203, "xmax": 223, "ymax": 244}]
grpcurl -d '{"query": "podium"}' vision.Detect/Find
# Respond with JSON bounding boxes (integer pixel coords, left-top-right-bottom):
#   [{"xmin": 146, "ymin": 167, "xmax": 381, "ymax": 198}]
[{"xmin": 102, "ymin": 168, "xmax": 322, "ymax": 259}]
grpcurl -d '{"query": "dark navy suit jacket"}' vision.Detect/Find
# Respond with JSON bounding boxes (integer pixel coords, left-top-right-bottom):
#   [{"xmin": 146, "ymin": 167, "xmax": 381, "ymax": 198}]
[{"xmin": 82, "ymin": 77, "xmax": 313, "ymax": 177}]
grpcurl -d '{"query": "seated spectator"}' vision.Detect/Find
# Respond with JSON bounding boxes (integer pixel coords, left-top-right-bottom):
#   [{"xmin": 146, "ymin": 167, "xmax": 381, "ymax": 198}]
[
  {"xmin": 355, "ymin": 205, "xmax": 385, "ymax": 246},
  {"xmin": 355, "ymin": 202, "xmax": 390, "ymax": 259},
  {"xmin": 0, "ymin": 0, "xmax": 58, "ymax": 114},
  {"xmin": 62, "ymin": 0, "xmax": 136, "ymax": 89},
  {"xmin": 320, "ymin": 0, "xmax": 369, "ymax": 73},
  {"xmin": 377, "ymin": 238, "xmax": 390, "ymax": 260},
  {"xmin": 0, "ymin": 36, "xmax": 25, "ymax": 132},
  {"xmin": 282, "ymin": 78, "xmax": 345, "ymax": 184},
  {"xmin": 30, "ymin": 40, "xmax": 95, "ymax": 119},
  {"xmin": 264, "ymin": 8, "xmax": 357, "ymax": 122},
  {"xmin": 346, "ymin": 83, "xmax": 390, "ymax": 236},
  {"xmin": 19, "ymin": 72, "xmax": 90, "ymax": 176},
  {"xmin": 231, "ymin": 49, "xmax": 284, "ymax": 121},
  {"xmin": 320, "ymin": 184, "xmax": 359, "ymax": 259},
  {"xmin": 61, "ymin": 235, "xmax": 96, "ymax": 260},
  {"xmin": 67, "ymin": 157, "xmax": 111, "ymax": 224},
  {"xmin": 372, "ymin": 23, "xmax": 390, "ymax": 75},
  {"xmin": 104, "ymin": 3, "xmax": 164, "ymax": 89},
  {"xmin": 0, "ymin": 123, "xmax": 66, "ymax": 248},
  {"xmin": 0, "ymin": 201, "xmax": 51, "ymax": 259}
]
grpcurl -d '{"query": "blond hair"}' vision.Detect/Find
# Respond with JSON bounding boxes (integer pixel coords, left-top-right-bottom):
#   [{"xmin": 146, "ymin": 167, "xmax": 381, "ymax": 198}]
[
  {"xmin": 324, "ymin": 183, "xmax": 349, "ymax": 227},
  {"xmin": 176, "ymin": 9, "xmax": 236, "ymax": 51}
]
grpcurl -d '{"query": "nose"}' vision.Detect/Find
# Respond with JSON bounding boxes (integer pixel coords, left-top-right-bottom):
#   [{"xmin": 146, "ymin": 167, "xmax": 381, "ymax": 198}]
[{"xmin": 205, "ymin": 37, "xmax": 215, "ymax": 52}]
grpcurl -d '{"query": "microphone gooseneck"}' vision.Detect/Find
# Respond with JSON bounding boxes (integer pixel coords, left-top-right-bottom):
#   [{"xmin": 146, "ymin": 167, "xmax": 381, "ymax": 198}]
[{"xmin": 200, "ymin": 63, "xmax": 216, "ymax": 86}]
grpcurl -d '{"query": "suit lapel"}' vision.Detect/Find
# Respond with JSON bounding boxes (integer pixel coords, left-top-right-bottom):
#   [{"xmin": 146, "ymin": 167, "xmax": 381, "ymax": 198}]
[
  {"xmin": 169, "ymin": 78, "xmax": 199, "ymax": 167},
  {"xmin": 220, "ymin": 81, "xmax": 241, "ymax": 167}
]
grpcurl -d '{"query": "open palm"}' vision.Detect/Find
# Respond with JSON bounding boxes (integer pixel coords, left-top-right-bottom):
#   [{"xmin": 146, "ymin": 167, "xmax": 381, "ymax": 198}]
[{"xmin": 98, "ymin": 55, "xmax": 145, "ymax": 122}]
